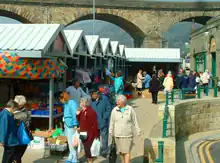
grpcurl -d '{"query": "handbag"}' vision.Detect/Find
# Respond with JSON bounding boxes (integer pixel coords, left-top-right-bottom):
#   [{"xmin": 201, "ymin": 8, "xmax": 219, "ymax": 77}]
[
  {"xmin": 79, "ymin": 132, "xmax": 88, "ymax": 142},
  {"xmin": 17, "ymin": 122, "xmax": 31, "ymax": 145},
  {"xmin": 109, "ymin": 138, "xmax": 117, "ymax": 163}
]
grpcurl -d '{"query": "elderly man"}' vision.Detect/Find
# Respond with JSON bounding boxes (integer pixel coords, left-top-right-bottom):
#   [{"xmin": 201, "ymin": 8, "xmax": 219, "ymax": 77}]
[
  {"xmin": 109, "ymin": 95, "xmax": 141, "ymax": 163},
  {"xmin": 90, "ymin": 89, "xmax": 112, "ymax": 158},
  {"xmin": 66, "ymin": 79, "xmax": 90, "ymax": 105}
]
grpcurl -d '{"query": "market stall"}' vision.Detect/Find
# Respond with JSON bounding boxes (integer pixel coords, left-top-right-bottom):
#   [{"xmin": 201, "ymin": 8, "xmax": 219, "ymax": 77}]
[{"xmin": 0, "ymin": 24, "xmax": 71, "ymax": 130}]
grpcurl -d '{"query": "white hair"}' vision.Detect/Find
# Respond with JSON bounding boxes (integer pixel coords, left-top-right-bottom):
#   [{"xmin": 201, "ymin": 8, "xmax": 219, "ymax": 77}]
[
  {"xmin": 14, "ymin": 95, "xmax": 26, "ymax": 107},
  {"xmin": 116, "ymin": 95, "xmax": 127, "ymax": 104},
  {"xmin": 80, "ymin": 97, "xmax": 91, "ymax": 107}
]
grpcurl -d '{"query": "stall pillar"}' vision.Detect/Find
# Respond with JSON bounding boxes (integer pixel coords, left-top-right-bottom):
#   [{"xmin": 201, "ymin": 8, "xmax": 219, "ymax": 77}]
[
  {"xmin": 84, "ymin": 56, "xmax": 87, "ymax": 69},
  {"xmin": 94, "ymin": 57, "xmax": 97, "ymax": 71},
  {"xmin": 77, "ymin": 57, "xmax": 80, "ymax": 68},
  {"xmin": 99, "ymin": 57, "xmax": 102, "ymax": 69},
  {"xmin": 49, "ymin": 78, "xmax": 54, "ymax": 130},
  {"xmin": 63, "ymin": 57, "xmax": 67, "ymax": 89},
  {"xmin": 114, "ymin": 58, "xmax": 117, "ymax": 74}
]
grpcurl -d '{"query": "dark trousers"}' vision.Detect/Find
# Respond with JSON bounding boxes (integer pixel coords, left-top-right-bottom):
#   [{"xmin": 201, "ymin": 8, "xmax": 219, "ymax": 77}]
[
  {"xmin": 15, "ymin": 145, "xmax": 28, "ymax": 163},
  {"xmin": 2, "ymin": 146, "xmax": 17, "ymax": 163},
  {"xmin": 152, "ymin": 92, "xmax": 158, "ymax": 104},
  {"xmin": 100, "ymin": 127, "xmax": 109, "ymax": 155}
]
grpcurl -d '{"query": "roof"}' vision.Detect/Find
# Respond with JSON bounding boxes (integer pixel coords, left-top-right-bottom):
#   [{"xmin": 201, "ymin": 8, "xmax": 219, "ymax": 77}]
[
  {"xmin": 84, "ymin": 35, "xmax": 99, "ymax": 55},
  {"xmin": 0, "ymin": 24, "xmax": 70, "ymax": 58},
  {"xmin": 125, "ymin": 48, "xmax": 182, "ymax": 63},
  {"xmin": 119, "ymin": 45, "xmax": 125, "ymax": 58},
  {"xmin": 64, "ymin": 30, "xmax": 83, "ymax": 55},
  {"xmin": 110, "ymin": 41, "xmax": 119, "ymax": 56},
  {"xmin": 100, "ymin": 38, "xmax": 110, "ymax": 55}
]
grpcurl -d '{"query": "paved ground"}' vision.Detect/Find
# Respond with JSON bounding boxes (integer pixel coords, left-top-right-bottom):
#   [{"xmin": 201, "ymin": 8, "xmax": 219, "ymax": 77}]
[{"xmin": 0, "ymin": 98, "xmax": 161, "ymax": 163}]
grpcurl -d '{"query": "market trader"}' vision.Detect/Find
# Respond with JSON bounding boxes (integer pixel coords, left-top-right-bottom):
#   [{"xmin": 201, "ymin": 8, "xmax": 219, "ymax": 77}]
[
  {"xmin": 90, "ymin": 89, "xmax": 112, "ymax": 158},
  {"xmin": 66, "ymin": 79, "xmax": 90, "ymax": 105}
]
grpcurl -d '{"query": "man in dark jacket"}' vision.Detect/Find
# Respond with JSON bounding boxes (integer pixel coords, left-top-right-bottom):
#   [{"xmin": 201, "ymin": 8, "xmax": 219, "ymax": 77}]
[
  {"xmin": 178, "ymin": 70, "xmax": 189, "ymax": 99},
  {"xmin": 0, "ymin": 100, "xmax": 19, "ymax": 163},
  {"xmin": 90, "ymin": 89, "xmax": 112, "ymax": 157}
]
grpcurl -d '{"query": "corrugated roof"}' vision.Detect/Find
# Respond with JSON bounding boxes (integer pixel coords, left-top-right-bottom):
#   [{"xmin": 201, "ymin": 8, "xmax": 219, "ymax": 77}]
[
  {"xmin": 110, "ymin": 41, "xmax": 119, "ymax": 56},
  {"xmin": 125, "ymin": 48, "xmax": 182, "ymax": 63},
  {"xmin": 119, "ymin": 45, "xmax": 125, "ymax": 57},
  {"xmin": 64, "ymin": 30, "xmax": 83, "ymax": 55},
  {"xmin": 84, "ymin": 35, "xmax": 99, "ymax": 55},
  {"xmin": 0, "ymin": 24, "xmax": 70, "ymax": 58},
  {"xmin": 100, "ymin": 38, "xmax": 110, "ymax": 55}
]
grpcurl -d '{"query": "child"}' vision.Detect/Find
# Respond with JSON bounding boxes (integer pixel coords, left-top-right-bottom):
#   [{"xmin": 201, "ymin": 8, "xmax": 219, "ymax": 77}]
[{"xmin": 0, "ymin": 99, "xmax": 19, "ymax": 163}]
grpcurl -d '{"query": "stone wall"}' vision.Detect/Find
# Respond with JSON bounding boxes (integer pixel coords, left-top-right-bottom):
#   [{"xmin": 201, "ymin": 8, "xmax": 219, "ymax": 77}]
[{"xmin": 175, "ymin": 99, "xmax": 220, "ymax": 140}]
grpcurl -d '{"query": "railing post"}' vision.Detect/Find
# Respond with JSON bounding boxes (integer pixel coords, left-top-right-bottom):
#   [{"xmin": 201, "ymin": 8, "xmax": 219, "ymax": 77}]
[
  {"xmin": 171, "ymin": 90, "xmax": 174, "ymax": 104},
  {"xmin": 165, "ymin": 91, "xmax": 169, "ymax": 105},
  {"xmin": 197, "ymin": 86, "xmax": 201, "ymax": 99},
  {"xmin": 155, "ymin": 141, "xmax": 164, "ymax": 163},
  {"xmin": 214, "ymin": 86, "xmax": 218, "ymax": 97}
]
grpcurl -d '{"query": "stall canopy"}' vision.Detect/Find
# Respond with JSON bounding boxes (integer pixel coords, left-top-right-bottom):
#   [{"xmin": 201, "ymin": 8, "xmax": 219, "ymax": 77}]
[
  {"xmin": 0, "ymin": 52, "xmax": 66, "ymax": 79},
  {"xmin": 110, "ymin": 41, "xmax": 119, "ymax": 57},
  {"xmin": 0, "ymin": 24, "xmax": 71, "ymax": 58},
  {"xmin": 119, "ymin": 45, "xmax": 125, "ymax": 59},
  {"xmin": 125, "ymin": 48, "xmax": 182, "ymax": 63},
  {"xmin": 64, "ymin": 30, "xmax": 83, "ymax": 56},
  {"xmin": 84, "ymin": 35, "xmax": 101, "ymax": 56},
  {"xmin": 100, "ymin": 38, "xmax": 110, "ymax": 56}
]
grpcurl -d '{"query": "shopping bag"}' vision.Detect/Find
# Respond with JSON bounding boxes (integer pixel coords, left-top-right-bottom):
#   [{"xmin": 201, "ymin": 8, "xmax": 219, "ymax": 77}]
[
  {"xmin": 90, "ymin": 139, "xmax": 101, "ymax": 157},
  {"xmin": 17, "ymin": 122, "xmax": 31, "ymax": 145},
  {"xmin": 109, "ymin": 138, "xmax": 117, "ymax": 163}
]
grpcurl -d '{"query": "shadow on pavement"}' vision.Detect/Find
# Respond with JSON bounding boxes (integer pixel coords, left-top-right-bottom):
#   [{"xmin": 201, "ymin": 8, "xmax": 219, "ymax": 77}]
[
  {"xmin": 143, "ymin": 138, "xmax": 156, "ymax": 163},
  {"xmin": 176, "ymin": 136, "xmax": 189, "ymax": 163}
]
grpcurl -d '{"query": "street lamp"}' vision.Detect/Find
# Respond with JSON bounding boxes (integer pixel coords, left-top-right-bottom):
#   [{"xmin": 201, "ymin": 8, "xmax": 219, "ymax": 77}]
[{"xmin": 93, "ymin": 0, "xmax": 95, "ymax": 35}]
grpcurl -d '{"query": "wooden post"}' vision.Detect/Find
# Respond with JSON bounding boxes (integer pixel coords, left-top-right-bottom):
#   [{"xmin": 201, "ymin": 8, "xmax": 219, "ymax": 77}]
[
  {"xmin": 49, "ymin": 78, "xmax": 54, "ymax": 130},
  {"xmin": 84, "ymin": 56, "xmax": 87, "ymax": 69},
  {"xmin": 94, "ymin": 57, "xmax": 97, "ymax": 71},
  {"xmin": 77, "ymin": 57, "xmax": 80, "ymax": 68}
]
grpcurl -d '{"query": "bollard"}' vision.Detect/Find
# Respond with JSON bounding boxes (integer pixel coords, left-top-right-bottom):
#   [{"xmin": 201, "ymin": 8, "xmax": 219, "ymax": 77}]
[
  {"xmin": 197, "ymin": 86, "xmax": 201, "ymax": 99},
  {"xmin": 214, "ymin": 86, "xmax": 218, "ymax": 97},
  {"xmin": 165, "ymin": 92, "xmax": 169, "ymax": 105},
  {"xmin": 155, "ymin": 141, "xmax": 164, "ymax": 163}
]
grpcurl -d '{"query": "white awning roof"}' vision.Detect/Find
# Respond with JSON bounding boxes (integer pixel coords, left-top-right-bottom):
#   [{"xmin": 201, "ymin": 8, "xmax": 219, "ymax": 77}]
[
  {"xmin": 84, "ymin": 35, "xmax": 99, "ymax": 55},
  {"xmin": 119, "ymin": 45, "xmax": 125, "ymax": 58},
  {"xmin": 110, "ymin": 41, "xmax": 119, "ymax": 56},
  {"xmin": 100, "ymin": 38, "xmax": 110, "ymax": 55},
  {"xmin": 125, "ymin": 48, "xmax": 182, "ymax": 63},
  {"xmin": 0, "ymin": 24, "xmax": 70, "ymax": 58},
  {"xmin": 64, "ymin": 30, "xmax": 83, "ymax": 55}
]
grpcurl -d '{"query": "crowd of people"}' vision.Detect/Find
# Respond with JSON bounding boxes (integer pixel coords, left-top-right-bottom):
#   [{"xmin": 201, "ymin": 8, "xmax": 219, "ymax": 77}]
[
  {"xmin": 0, "ymin": 70, "xmax": 141, "ymax": 163},
  {"xmin": 135, "ymin": 68, "xmax": 214, "ymax": 103}
]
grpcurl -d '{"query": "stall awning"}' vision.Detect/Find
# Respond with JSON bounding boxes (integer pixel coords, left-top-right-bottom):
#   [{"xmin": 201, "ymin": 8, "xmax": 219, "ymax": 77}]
[
  {"xmin": 100, "ymin": 38, "xmax": 110, "ymax": 55},
  {"xmin": 0, "ymin": 24, "xmax": 71, "ymax": 58},
  {"xmin": 0, "ymin": 52, "xmax": 66, "ymax": 79},
  {"xmin": 84, "ymin": 35, "xmax": 99, "ymax": 55},
  {"xmin": 119, "ymin": 45, "xmax": 125, "ymax": 59},
  {"xmin": 64, "ymin": 30, "xmax": 83, "ymax": 55},
  {"xmin": 110, "ymin": 41, "xmax": 119, "ymax": 56},
  {"xmin": 125, "ymin": 48, "xmax": 182, "ymax": 63}
]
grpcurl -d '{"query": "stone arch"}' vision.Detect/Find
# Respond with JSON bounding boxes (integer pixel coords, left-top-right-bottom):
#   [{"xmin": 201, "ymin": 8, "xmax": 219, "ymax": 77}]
[
  {"xmin": 66, "ymin": 13, "xmax": 146, "ymax": 47},
  {"xmin": 0, "ymin": 4, "xmax": 42, "ymax": 23}
]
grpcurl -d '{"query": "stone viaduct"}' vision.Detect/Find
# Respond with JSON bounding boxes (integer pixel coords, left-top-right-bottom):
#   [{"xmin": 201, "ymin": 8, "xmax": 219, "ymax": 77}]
[{"xmin": 1, "ymin": 0, "xmax": 220, "ymax": 47}]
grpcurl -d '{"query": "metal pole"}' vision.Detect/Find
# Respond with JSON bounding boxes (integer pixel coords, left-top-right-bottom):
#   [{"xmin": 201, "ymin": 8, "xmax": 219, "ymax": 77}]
[
  {"xmin": 84, "ymin": 56, "xmax": 87, "ymax": 69},
  {"xmin": 92, "ymin": 0, "xmax": 95, "ymax": 35},
  {"xmin": 49, "ymin": 78, "xmax": 54, "ymax": 130},
  {"xmin": 63, "ymin": 57, "xmax": 67, "ymax": 89}
]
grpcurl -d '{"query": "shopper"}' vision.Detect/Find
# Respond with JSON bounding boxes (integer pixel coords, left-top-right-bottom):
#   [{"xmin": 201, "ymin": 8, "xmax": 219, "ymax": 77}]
[
  {"xmin": 0, "ymin": 100, "xmax": 19, "ymax": 163},
  {"xmin": 66, "ymin": 79, "xmax": 90, "ymax": 105},
  {"xmin": 76, "ymin": 97, "xmax": 99, "ymax": 163},
  {"xmin": 90, "ymin": 89, "xmax": 112, "ymax": 158},
  {"xmin": 109, "ymin": 95, "xmax": 141, "ymax": 163},
  {"xmin": 149, "ymin": 74, "xmax": 160, "ymax": 104},
  {"xmin": 14, "ymin": 95, "xmax": 31, "ymax": 163},
  {"xmin": 59, "ymin": 92, "xmax": 79, "ymax": 163}
]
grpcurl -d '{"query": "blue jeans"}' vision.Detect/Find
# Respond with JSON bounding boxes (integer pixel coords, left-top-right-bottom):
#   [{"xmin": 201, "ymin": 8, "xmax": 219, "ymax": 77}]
[
  {"xmin": 64, "ymin": 125, "xmax": 78, "ymax": 163},
  {"xmin": 178, "ymin": 89, "xmax": 182, "ymax": 100},
  {"xmin": 100, "ymin": 127, "xmax": 109, "ymax": 155}
]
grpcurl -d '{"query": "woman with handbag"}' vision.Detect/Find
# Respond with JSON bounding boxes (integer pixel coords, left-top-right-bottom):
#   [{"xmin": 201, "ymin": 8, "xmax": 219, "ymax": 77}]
[
  {"xmin": 14, "ymin": 95, "xmax": 32, "ymax": 163},
  {"xmin": 76, "ymin": 97, "xmax": 99, "ymax": 163},
  {"xmin": 109, "ymin": 95, "xmax": 141, "ymax": 163},
  {"xmin": 59, "ymin": 92, "xmax": 79, "ymax": 163}
]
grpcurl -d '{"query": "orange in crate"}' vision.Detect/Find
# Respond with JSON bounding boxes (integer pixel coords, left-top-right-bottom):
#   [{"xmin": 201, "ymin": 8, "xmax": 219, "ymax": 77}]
[{"xmin": 56, "ymin": 107, "xmax": 63, "ymax": 113}]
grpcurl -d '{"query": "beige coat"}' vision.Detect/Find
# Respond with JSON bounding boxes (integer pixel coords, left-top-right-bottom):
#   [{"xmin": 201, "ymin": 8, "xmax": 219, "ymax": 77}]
[
  {"xmin": 137, "ymin": 73, "xmax": 143, "ymax": 89},
  {"xmin": 163, "ymin": 76, "xmax": 174, "ymax": 92},
  {"xmin": 109, "ymin": 105, "xmax": 141, "ymax": 138}
]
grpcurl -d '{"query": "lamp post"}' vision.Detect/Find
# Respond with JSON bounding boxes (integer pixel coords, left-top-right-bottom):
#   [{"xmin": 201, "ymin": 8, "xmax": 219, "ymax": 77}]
[{"xmin": 93, "ymin": 0, "xmax": 95, "ymax": 35}]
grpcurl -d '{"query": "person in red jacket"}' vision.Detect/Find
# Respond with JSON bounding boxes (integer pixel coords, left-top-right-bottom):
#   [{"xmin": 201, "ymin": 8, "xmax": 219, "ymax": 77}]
[{"xmin": 76, "ymin": 97, "xmax": 99, "ymax": 163}]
